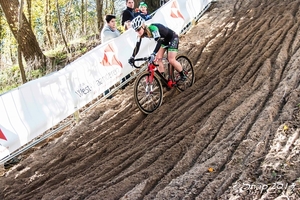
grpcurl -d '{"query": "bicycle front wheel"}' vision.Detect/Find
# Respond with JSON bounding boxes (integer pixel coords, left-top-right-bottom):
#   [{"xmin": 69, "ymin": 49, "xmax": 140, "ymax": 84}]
[
  {"xmin": 173, "ymin": 55, "xmax": 195, "ymax": 92},
  {"xmin": 134, "ymin": 72, "xmax": 163, "ymax": 114}
]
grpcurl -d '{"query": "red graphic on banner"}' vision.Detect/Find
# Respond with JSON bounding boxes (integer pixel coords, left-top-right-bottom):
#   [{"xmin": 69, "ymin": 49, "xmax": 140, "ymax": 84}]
[
  {"xmin": 0, "ymin": 129, "xmax": 7, "ymax": 141},
  {"xmin": 101, "ymin": 44, "xmax": 123, "ymax": 67},
  {"xmin": 170, "ymin": 1, "xmax": 184, "ymax": 19}
]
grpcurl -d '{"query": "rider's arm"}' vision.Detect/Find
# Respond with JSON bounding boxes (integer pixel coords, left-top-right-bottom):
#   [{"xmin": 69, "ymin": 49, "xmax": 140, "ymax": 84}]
[
  {"xmin": 149, "ymin": 25, "xmax": 162, "ymax": 55},
  {"xmin": 132, "ymin": 37, "xmax": 142, "ymax": 57},
  {"xmin": 153, "ymin": 38, "xmax": 163, "ymax": 54}
]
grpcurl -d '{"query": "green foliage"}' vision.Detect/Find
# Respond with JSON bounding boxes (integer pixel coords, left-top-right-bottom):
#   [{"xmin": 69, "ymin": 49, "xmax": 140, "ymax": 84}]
[
  {"xmin": 29, "ymin": 69, "xmax": 44, "ymax": 79},
  {"xmin": 0, "ymin": 65, "xmax": 22, "ymax": 94},
  {"xmin": 80, "ymin": 47, "xmax": 87, "ymax": 53},
  {"xmin": 44, "ymin": 47, "xmax": 67, "ymax": 59},
  {"xmin": 0, "ymin": 64, "xmax": 46, "ymax": 94}
]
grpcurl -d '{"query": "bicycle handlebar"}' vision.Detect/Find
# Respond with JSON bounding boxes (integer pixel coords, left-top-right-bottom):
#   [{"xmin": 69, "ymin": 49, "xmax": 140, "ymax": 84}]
[
  {"xmin": 131, "ymin": 57, "xmax": 149, "ymax": 68},
  {"xmin": 131, "ymin": 57, "xmax": 160, "ymax": 68}
]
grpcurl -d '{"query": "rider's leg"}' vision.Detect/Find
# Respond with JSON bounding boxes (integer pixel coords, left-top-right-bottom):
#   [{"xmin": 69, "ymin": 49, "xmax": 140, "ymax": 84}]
[
  {"xmin": 156, "ymin": 47, "xmax": 166, "ymax": 73},
  {"xmin": 168, "ymin": 51, "xmax": 182, "ymax": 72},
  {"xmin": 168, "ymin": 51, "xmax": 186, "ymax": 80}
]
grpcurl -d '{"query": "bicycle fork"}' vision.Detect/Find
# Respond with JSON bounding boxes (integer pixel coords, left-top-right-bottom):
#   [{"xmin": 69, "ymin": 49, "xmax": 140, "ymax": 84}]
[{"xmin": 145, "ymin": 71, "xmax": 155, "ymax": 95}]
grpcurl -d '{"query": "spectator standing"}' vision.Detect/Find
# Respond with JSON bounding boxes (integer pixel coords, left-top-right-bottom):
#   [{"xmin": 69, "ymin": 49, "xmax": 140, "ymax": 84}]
[
  {"xmin": 100, "ymin": 15, "xmax": 120, "ymax": 43},
  {"xmin": 100, "ymin": 15, "xmax": 120, "ymax": 98},
  {"xmin": 135, "ymin": 2, "xmax": 151, "ymax": 21},
  {"xmin": 121, "ymin": 0, "xmax": 135, "ymax": 30}
]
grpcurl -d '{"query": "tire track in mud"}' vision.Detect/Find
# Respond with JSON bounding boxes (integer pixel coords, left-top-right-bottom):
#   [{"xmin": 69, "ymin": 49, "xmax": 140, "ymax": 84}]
[
  {"xmin": 1, "ymin": 0, "xmax": 300, "ymax": 199},
  {"xmin": 155, "ymin": 1, "xmax": 300, "ymax": 199}
]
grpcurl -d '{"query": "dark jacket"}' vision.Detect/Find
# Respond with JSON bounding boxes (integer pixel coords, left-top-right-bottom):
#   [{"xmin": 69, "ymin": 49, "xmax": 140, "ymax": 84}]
[
  {"xmin": 134, "ymin": 11, "xmax": 152, "ymax": 21},
  {"xmin": 121, "ymin": 7, "xmax": 135, "ymax": 25}
]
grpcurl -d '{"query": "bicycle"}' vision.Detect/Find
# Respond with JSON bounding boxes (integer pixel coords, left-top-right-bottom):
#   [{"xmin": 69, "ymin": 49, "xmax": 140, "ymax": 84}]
[{"xmin": 131, "ymin": 54, "xmax": 195, "ymax": 114}]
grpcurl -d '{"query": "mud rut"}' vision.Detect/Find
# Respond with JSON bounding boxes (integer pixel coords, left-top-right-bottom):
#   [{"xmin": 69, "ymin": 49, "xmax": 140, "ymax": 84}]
[{"xmin": 1, "ymin": 0, "xmax": 300, "ymax": 199}]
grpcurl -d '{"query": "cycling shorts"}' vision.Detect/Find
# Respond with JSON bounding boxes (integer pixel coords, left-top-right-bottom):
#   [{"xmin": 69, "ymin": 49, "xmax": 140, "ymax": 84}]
[{"xmin": 161, "ymin": 32, "xmax": 179, "ymax": 52}]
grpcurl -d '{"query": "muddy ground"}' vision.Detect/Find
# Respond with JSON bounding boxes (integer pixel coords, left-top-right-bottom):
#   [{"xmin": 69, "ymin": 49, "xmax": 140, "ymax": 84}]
[{"xmin": 1, "ymin": 0, "xmax": 300, "ymax": 199}]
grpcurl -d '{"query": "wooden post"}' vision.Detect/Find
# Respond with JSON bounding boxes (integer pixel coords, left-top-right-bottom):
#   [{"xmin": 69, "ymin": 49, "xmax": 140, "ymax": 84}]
[
  {"xmin": 0, "ymin": 163, "xmax": 5, "ymax": 176},
  {"xmin": 74, "ymin": 107, "xmax": 80, "ymax": 124}
]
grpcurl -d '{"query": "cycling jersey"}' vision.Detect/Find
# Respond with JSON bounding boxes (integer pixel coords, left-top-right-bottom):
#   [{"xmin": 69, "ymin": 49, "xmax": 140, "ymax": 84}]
[{"xmin": 132, "ymin": 23, "xmax": 179, "ymax": 57}]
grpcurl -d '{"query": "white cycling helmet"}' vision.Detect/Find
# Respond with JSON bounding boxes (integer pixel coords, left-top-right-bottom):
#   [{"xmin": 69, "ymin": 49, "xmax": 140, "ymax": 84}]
[{"xmin": 131, "ymin": 15, "xmax": 145, "ymax": 31}]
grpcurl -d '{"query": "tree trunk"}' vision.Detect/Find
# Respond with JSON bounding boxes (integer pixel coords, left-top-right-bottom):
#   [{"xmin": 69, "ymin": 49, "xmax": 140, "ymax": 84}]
[
  {"xmin": 0, "ymin": 0, "xmax": 46, "ymax": 69},
  {"xmin": 110, "ymin": 0, "xmax": 115, "ymax": 14},
  {"xmin": 64, "ymin": 0, "xmax": 73, "ymax": 39},
  {"xmin": 105, "ymin": 0, "xmax": 108, "ymax": 13},
  {"xmin": 96, "ymin": 0, "xmax": 103, "ymax": 37},
  {"xmin": 0, "ymin": 9, "xmax": 2, "ymax": 69},
  {"xmin": 105, "ymin": 0, "xmax": 114, "ymax": 14},
  {"xmin": 81, "ymin": 0, "xmax": 84, "ymax": 34},
  {"xmin": 56, "ymin": 0, "xmax": 70, "ymax": 54},
  {"xmin": 44, "ymin": 0, "xmax": 53, "ymax": 49},
  {"xmin": 84, "ymin": 0, "xmax": 87, "ymax": 35},
  {"xmin": 26, "ymin": 0, "xmax": 32, "ymax": 25},
  {"xmin": 18, "ymin": 0, "xmax": 27, "ymax": 83}
]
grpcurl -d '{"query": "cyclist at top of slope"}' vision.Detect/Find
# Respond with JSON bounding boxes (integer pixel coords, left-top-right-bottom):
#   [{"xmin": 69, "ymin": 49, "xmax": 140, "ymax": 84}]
[{"xmin": 128, "ymin": 15, "xmax": 187, "ymax": 81}]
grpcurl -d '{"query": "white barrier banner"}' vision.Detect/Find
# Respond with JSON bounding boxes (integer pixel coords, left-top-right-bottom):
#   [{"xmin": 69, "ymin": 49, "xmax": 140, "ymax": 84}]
[{"xmin": 0, "ymin": 0, "xmax": 212, "ymax": 161}]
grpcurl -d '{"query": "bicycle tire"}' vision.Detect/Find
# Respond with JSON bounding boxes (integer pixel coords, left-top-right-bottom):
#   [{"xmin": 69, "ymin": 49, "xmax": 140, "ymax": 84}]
[
  {"xmin": 134, "ymin": 72, "xmax": 164, "ymax": 114},
  {"xmin": 173, "ymin": 55, "xmax": 195, "ymax": 92}
]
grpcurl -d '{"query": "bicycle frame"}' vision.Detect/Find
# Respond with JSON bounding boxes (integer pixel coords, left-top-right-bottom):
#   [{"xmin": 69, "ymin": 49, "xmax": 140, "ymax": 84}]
[
  {"xmin": 133, "ymin": 57, "xmax": 177, "ymax": 89},
  {"xmin": 150, "ymin": 62, "xmax": 176, "ymax": 89}
]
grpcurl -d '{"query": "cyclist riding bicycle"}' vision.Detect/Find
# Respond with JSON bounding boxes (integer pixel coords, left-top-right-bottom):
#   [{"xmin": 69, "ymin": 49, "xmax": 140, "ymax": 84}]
[{"xmin": 128, "ymin": 15, "xmax": 187, "ymax": 81}]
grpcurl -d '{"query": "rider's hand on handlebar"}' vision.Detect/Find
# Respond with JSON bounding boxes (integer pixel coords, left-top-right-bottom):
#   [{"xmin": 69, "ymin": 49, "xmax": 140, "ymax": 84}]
[
  {"xmin": 148, "ymin": 53, "xmax": 156, "ymax": 63},
  {"xmin": 128, "ymin": 56, "xmax": 134, "ymax": 66}
]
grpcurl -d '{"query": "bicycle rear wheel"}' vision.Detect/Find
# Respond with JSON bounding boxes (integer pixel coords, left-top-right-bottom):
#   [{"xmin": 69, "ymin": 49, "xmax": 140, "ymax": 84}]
[
  {"xmin": 134, "ymin": 72, "xmax": 163, "ymax": 114},
  {"xmin": 173, "ymin": 55, "xmax": 195, "ymax": 92}
]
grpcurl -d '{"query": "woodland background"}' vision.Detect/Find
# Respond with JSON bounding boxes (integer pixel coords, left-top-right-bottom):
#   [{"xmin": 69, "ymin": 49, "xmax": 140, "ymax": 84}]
[{"xmin": 0, "ymin": 0, "xmax": 164, "ymax": 94}]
